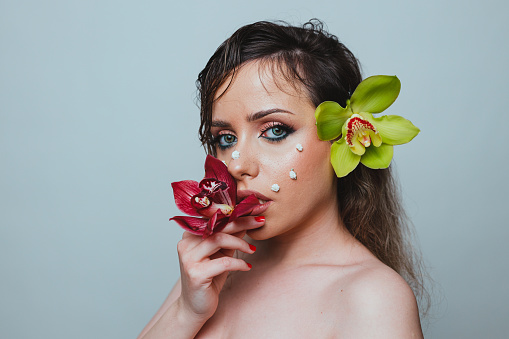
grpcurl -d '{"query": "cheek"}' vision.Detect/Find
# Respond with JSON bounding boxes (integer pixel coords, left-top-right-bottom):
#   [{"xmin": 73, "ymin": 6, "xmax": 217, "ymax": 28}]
[
  {"xmin": 294, "ymin": 140, "xmax": 335, "ymax": 196},
  {"xmin": 258, "ymin": 133, "xmax": 334, "ymax": 195},
  {"xmin": 298, "ymin": 137, "xmax": 333, "ymax": 176}
]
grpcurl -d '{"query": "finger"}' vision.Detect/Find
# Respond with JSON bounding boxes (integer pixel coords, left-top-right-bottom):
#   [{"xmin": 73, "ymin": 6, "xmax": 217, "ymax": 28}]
[
  {"xmin": 189, "ymin": 232, "xmax": 256, "ymax": 262},
  {"xmin": 177, "ymin": 231, "xmax": 209, "ymax": 256},
  {"xmin": 182, "ymin": 231, "xmax": 197, "ymax": 239},
  {"xmin": 213, "ymin": 231, "xmax": 246, "ymax": 258},
  {"xmin": 210, "ymin": 236, "xmax": 244, "ymax": 259},
  {"xmin": 231, "ymin": 230, "xmax": 246, "ymax": 239},
  {"xmin": 199, "ymin": 256, "xmax": 252, "ymax": 278},
  {"xmin": 221, "ymin": 215, "xmax": 265, "ymax": 234}
]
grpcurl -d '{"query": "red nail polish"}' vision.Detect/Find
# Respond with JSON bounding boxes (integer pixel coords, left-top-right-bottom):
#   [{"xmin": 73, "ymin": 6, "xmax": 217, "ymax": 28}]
[
  {"xmin": 255, "ymin": 216, "xmax": 265, "ymax": 222},
  {"xmin": 249, "ymin": 244, "xmax": 256, "ymax": 252},
  {"xmin": 247, "ymin": 263, "xmax": 252, "ymax": 269}
]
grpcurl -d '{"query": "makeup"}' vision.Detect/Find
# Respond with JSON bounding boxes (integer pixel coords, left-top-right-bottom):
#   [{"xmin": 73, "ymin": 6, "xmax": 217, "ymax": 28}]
[{"xmin": 289, "ymin": 169, "xmax": 297, "ymax": 180}]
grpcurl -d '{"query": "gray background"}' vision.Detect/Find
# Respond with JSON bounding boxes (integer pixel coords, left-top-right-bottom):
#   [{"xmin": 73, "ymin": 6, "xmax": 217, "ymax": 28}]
[{"xmin": 1, "ymin": 0, "xmax": 507, "ymax": 338}]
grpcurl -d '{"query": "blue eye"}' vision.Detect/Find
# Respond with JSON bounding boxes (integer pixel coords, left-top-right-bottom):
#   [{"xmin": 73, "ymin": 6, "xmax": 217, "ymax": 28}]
[
  {"xmin": 265, "ymin": 127, "xmax": 286, "ymax": 138},
  {"xmin": 216, "ymin": 134, "xmax": 237, "ymax": 150},
  {"xmin": 260, "ymin": 124, "xmax": 294, "ymax": 142}
]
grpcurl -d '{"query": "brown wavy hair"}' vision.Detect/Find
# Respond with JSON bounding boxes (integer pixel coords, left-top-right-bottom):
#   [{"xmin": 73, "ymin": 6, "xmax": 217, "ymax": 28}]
[{"xmin": 196, "ymin": 19, "xmax": 428, "ymax": 315}]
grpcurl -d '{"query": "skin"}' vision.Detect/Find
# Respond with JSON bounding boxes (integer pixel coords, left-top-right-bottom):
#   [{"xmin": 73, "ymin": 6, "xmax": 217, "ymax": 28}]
[{"xmin": 138, "ymin": 61, "xmax": 423, "ymax": 339}]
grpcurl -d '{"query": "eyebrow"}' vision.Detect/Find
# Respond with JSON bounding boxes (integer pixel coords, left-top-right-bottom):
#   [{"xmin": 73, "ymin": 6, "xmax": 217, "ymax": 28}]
[
  {"xmin": 211, "ymin": 108, "xmax": 294, "ymax": 128},
  {"xmin": 248, "ymin": 108, "xmax": 294, "ymax": 122}
]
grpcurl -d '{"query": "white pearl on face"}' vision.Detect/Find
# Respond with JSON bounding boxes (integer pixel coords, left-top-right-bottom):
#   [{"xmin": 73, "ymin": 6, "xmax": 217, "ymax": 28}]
[
  {"xmin": 289, "ymin": 169, "xmax": 297, "ymax": 180},
  {"xmin": 271, "ymin": 184, "xmax": 280, "ymax": 192},
  {"xmin": 296, "ymin": 144, "xmax": 303, "ymax": 152},
  {"xmin": 231, "ymin": 150, "xmax": 240, "ymax": 159}
]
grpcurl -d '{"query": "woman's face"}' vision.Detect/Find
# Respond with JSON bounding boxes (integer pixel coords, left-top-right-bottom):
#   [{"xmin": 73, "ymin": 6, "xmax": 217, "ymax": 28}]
[{"xmin": 211, "ymin": 61, "xmax": 337, "ymax": 240}]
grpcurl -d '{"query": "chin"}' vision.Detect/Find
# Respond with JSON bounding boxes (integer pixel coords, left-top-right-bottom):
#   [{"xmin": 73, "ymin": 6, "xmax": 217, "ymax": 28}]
[
  {"xmin": 246, "ymin": 220, "xmax": 291, "ymax": 241},
  {"xmin": 246, "ymin": 226, "xmax": 272, "ymax": 241}
]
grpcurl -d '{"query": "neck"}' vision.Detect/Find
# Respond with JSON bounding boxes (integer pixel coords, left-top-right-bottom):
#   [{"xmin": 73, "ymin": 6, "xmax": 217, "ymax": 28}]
[{"xmin": 248, "ymin": 201, "xmax": 358, "ymax": 269}]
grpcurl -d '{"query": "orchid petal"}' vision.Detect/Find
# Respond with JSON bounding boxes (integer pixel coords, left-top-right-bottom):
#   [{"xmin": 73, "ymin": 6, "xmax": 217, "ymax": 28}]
[
  {"xmin": 204, "ymin": 155, "xmax": 236, "ymax": 205},
  {"xmin": 209, "ymin": 218, "xmax": 229, "ymax": 236},
  {"xmin": 331, "ymin": 139, "xmax": 361, "ymax": 178},
  {"xmin": 315, "ymin": 101, "xmax": 351, "ymax": 141},
  {"xmin": 345, "ymin": 134, "xmax": 366, "ymax": 155},
  {"xmin": 229, "ymin": 195, "xmax": 261, "ymax": 221},
  {"xmin": 199, "ymin": 178, "xmax": 228, "ymax": 195},
  {"xmin": 360, "ymin": 143, "xmax": 394, "ymax": 169},
  {"xmin": 169, "ymin": 216, "xmax": 208, "ymax": 235},
  {"xmin": 171, "ymin": 180, "xmax": 202, "ymax": 216},
  {"xmin": 368, "ymin": 129, "xmax": 382, "ymax": 147},
  {"xmin": 198, "ymin": 202, "xmax": 233, "ymax": 218},
  {"xmin": 350, "ymin": 75, "xmax": 400, "ymax": 114},
  {"xmin": 190, "ymin": 192, "xmax": 210, "ymax": 211},
  {"xmin": 370, "ymin": 115, "xmax": 420, "ymax": 145},
  {"xmin": 341, "ymin": 113, "xmax": 381, "ymax": 156},
  {"xmin": 203, "ymin": 209, "xmax": 228, "ymax": 238}
]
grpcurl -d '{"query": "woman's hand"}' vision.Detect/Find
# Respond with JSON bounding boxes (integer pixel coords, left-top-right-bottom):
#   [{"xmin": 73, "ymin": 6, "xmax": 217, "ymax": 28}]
[{"xmin": 175, "ymin": 215, "xmax": 264, "ymax": 322}]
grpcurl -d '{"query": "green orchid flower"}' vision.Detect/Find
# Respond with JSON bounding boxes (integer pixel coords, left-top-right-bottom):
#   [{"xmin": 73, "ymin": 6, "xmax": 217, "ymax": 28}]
[{"xmin": 315, "ymin": 75, "xmax": 420, "ymax": 177}]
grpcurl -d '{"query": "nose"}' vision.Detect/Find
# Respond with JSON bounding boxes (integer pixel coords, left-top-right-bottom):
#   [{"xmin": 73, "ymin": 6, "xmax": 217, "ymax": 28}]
[{"xmin": 227, "ymin": 142, "xmax": 259, "ymax": 182}]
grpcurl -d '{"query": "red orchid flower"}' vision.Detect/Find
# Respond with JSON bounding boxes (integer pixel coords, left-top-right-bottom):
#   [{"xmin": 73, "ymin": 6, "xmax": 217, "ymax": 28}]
[{"xmin": 170, "ymin": 155, "xmax": 260, "ymax": 238}]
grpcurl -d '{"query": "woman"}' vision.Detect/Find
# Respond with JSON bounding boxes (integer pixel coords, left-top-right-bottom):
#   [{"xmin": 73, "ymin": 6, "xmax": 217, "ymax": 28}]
[{"xmin": 139, "ymin": 20, "xmax": 426, "ymax": 338}]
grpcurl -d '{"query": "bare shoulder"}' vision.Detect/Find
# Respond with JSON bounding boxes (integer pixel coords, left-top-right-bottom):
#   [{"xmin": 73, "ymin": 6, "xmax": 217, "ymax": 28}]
[
  {"xmin": 346, "ymin": 261, "xmax": 418, "ymax": 312},
  {"xmin": 332, "ymin": 260, "xmax": 423, "ymax": 338}
]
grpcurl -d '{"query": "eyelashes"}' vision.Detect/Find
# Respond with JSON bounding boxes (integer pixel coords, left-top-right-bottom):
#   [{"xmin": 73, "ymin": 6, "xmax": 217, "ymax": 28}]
[
  {"xmin": 211, "ymin": 133, "xmax": 237, "ymax": 150},
  {"xmin": 259, "ymin": 121, "xmax": 295, "ymax": 142},
  {"xmin": 211, "ymin": 122, "xmax": 295, "ymax": 150}
]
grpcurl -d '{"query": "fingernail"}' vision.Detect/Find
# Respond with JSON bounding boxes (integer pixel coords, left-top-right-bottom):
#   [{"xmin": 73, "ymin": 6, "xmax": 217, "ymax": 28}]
[
  {"xmin": 254, "ymin": 216, "xmax": 265, "ymax": 222},
  {"xmin": 247, "ymin": 263, "xmax": 252, "ymax": 269},
  {"xmin": 249, "ymin": 244, "xmax": 257, "ymax": 252}
]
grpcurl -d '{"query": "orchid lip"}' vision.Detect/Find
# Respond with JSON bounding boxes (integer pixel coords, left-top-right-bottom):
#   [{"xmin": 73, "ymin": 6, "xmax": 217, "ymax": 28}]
[{"xmin": 236, "ymin": 190, "xmax": 271, "ymax": 204}]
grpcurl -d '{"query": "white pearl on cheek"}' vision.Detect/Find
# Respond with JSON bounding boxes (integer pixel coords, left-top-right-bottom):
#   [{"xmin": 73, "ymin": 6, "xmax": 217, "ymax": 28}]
[
  {"xmin": 296, "ymin": 144, "xmax": 303, "ymax": 152},
  {"xmin": 231, "ymin": 150, "xmax": 240, "ymax": 159},
  {"xmin": 271, "ymin": 184, "xmax": 280, "ymax": 192},
  {"xmin": 289, "ymin": 169, "xmax": 297, "ymax": 180}
]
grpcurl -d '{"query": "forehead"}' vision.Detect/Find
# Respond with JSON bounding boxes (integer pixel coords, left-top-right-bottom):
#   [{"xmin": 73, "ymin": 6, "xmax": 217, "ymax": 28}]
[{"xmin": 212, "ymin": 60, "xmax": 312, "ymax": 118}]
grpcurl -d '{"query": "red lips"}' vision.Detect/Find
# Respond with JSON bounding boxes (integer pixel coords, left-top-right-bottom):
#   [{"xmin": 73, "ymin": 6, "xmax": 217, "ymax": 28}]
[
  {"xmin": 237, "ymin": 189, "xmax": 272, "ymax": 216},
  {"xmin": 236, "ymin": 190, "xmax": 271, "ymax": 204}
]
